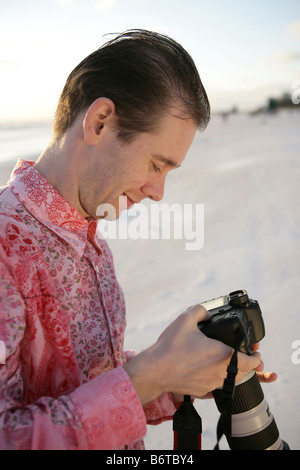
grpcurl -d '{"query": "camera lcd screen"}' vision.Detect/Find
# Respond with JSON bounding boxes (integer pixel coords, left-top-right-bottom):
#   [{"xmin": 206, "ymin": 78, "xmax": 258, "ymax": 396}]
[{"xmin": 201, "ymin": 295, "xmax": 228, "ymax": 312}]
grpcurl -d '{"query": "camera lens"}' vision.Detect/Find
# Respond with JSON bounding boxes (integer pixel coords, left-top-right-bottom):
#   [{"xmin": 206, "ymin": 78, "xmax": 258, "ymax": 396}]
[{"xmin": 213, "ymin": 371, "xmax": 289, "ymax": 450}]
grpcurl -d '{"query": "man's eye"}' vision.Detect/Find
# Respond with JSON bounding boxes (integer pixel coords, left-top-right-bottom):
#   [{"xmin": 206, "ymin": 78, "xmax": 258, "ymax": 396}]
[{"xmin": 152, "ymin": 162, "xmax": 161, "ymax": 173}]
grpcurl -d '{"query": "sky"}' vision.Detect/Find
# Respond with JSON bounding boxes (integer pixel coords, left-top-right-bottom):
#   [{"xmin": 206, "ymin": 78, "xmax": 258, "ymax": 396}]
[{"xmin": 0, "ymin": 0, "xmax": 300, "ymax": 123}]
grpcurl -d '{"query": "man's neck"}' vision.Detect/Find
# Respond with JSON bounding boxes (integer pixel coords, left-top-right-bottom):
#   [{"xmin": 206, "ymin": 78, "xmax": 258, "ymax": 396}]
[{"xmin": 34, "ymin": 133, "xmax": 89, "ymax": 219}]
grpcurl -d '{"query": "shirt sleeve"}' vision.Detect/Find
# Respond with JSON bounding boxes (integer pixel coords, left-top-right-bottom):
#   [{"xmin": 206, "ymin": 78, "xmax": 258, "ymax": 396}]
[
  {"xmin": 70, "ymin": 367, "xmax": 147, "ymax": 449},
  {"xmin": 143, "ymin": 392, "xmax": 177, "ymax": 425},
  {"xmin": 0, "ymin": 252, "xmax": 147, "ymax": 450}
]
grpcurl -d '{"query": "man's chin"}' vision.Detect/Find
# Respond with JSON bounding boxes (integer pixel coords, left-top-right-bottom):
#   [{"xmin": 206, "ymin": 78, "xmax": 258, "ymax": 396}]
[
  {"xmin": 95, "ymin": 197, "xmax": 127, "ymax": 221},
  {"xmin": 120, "ymin": 193, "xmax": 135, "ymax": 210}
]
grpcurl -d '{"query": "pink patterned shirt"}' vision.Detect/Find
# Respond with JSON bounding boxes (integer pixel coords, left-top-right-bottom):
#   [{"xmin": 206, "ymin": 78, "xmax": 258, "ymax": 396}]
[{"xmin": 0, "ymin": 160, "xmax": 176, "ymax": 450}]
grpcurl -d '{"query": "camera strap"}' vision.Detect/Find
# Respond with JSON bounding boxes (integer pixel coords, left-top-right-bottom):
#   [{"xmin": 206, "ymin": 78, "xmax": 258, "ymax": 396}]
[
  {"xmin": 172, "ymin": 328, "xmax": 245, "ymax": 450},
  {"xmin": 173, "ymin": 395, "xmax": 202, "ymax": 450},
  {"xmin": 214, "ymin": 328, "xmax": 245, "ymax": 450}
]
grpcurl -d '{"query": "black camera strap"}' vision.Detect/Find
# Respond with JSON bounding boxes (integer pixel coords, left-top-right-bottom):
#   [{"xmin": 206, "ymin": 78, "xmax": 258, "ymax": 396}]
[
  {"xmin": 172, "ymin": 328, "xmax": 245, "ymax": 450},
  {"xmin": 214, "ymin": 328, "xmax": 245, "ymax": 450},
  {"xmin": 173, "ymin": 395, "xmax": 202, "ymax": 450}
]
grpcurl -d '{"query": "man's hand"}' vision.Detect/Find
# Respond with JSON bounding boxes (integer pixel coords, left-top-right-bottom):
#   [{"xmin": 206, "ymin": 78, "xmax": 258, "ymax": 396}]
[
  {"xmin": 251, "ymin": 342, "xmax": 277, "ymax": 383},
  {"xmin": 124, "ymin": 304, "xmax": 273, "ymax": 405}
]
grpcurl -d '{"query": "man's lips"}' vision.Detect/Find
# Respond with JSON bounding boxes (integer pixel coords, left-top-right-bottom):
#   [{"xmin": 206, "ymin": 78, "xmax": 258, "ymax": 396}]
[{"xmin": 122, "ymin": 193, "xmax": 135, "ymax": 208}]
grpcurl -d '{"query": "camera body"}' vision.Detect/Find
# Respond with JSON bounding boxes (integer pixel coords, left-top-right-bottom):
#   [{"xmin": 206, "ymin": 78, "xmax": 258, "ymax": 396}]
[{"xmin": 198, "ymin": 289, "xmax": 265, "ymax": 354}]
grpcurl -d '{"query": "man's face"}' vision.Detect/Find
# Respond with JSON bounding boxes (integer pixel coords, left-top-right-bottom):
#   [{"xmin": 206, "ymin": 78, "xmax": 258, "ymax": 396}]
[{"xmin": 78, "ymin": 112, "xmax": 197, "ymax": 219}]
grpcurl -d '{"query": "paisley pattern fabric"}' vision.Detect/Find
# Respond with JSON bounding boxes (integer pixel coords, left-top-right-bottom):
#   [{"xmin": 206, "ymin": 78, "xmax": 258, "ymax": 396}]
[{"xmin": 0, "ymin": 160, "xmax": 176, "ymax": 450}]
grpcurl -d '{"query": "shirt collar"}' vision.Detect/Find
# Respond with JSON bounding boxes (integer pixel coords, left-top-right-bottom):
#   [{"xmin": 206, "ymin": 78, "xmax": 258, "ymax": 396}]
[{"xmin": 8, "ymin": 159, "xmax": 99, "ymax": 256}]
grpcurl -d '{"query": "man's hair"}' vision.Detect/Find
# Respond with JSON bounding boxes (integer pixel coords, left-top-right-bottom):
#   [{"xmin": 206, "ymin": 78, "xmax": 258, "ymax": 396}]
[{"xmin": 53, "ymin": 29, "xmax": 210, "ymax": 142}]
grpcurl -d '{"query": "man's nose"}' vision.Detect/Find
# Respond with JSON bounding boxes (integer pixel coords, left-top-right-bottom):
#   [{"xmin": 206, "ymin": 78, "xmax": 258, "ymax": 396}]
[{"xmin": 141, "ymin": 175, "xmax": 165, "ymax": 202}]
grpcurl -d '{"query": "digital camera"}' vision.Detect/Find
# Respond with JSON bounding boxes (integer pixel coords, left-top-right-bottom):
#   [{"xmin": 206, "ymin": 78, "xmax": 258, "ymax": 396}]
[
  {"xmin": 198, "ymin": 289, "xmax": 265, "ymax": 354},
  {"xmin": 197, "ymin": 289, "xmax": 289, "ymax": 450}
]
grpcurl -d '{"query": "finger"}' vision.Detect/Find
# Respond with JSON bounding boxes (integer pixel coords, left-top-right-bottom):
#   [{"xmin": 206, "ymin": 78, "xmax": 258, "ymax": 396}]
[
  {"xmin": 251, "ymin": 342, "xmax": 260, "ymax": 352},
  {"xmin": 238, "ymin": 350, "xmax": 261, "ymax": 372},
  {"xmin": 257, "ymin": 371, "xmax": 278, "ymax": 383},
  {"xmin": 255, "ymin": 359, "xmax": 264, "ymax": 372},
  {"xmin": 185, "ymin": 303, "xmax": 211, "ymax": 325},
  {"xmin": 200, "ymin": 392, "xmax": 213, "ymax": 400}
]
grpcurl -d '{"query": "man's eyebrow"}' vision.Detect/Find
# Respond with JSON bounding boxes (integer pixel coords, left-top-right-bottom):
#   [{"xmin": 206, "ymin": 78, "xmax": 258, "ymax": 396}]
[{"xmin": 151, "ymin": 153, "xmax": 182, "ymax": 169}]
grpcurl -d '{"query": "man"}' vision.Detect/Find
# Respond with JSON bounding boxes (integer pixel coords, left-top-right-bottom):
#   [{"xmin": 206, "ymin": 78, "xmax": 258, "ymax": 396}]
[{"xmin": 0, "ymin": 30, "xmax": 275, "ymax": 450}]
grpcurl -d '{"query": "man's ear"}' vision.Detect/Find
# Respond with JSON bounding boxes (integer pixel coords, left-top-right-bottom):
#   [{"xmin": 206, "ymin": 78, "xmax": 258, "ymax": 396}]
[{"xmin": 82, "ymin": 97, "xmax": 116, "ymax": 145}]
